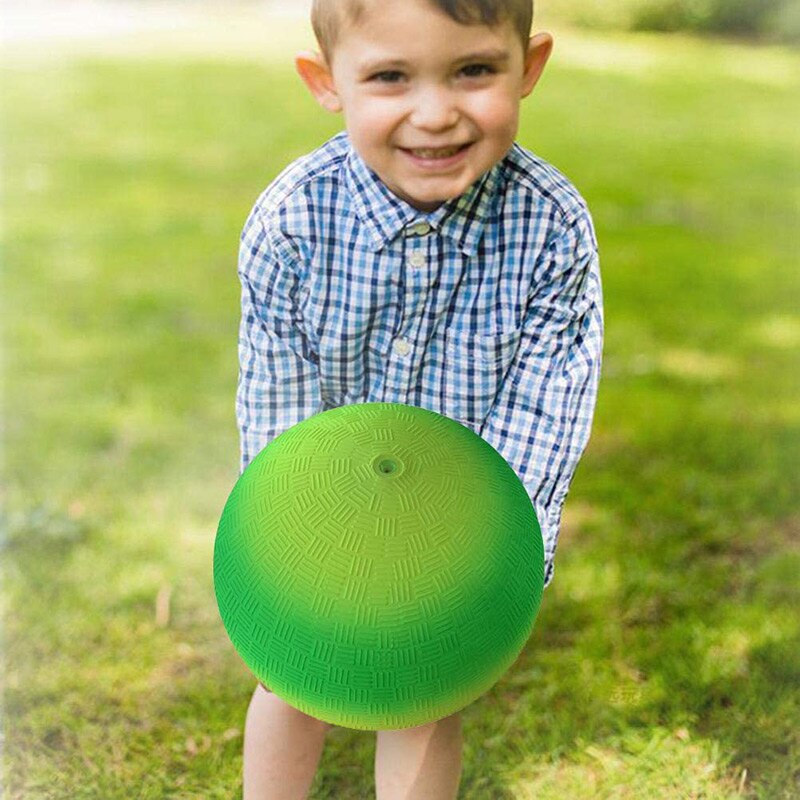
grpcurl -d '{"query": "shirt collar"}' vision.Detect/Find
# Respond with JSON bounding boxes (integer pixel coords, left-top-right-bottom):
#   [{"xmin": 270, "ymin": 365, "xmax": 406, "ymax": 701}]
[{"xmin": 344, "ymin": 140, "xmax": 501, "ymax": 257}]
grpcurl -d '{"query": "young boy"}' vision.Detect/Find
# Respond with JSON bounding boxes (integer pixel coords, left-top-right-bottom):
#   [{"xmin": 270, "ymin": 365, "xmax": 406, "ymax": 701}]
[{"xmin": 236, "ymin": 0, "xmax": 603, "ymax": 797}]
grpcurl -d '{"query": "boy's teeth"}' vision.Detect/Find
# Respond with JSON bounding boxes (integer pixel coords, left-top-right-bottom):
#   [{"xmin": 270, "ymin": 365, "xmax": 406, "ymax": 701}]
[{"xmin": 411, "ymin": 145, "xmax": 463, "ymax": 158}]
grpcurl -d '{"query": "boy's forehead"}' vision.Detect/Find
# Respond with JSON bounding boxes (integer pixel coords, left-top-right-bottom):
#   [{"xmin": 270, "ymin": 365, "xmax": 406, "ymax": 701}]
[{"xmin": 333, "ymin": 0, "xmax": 519, "ymax": 63}]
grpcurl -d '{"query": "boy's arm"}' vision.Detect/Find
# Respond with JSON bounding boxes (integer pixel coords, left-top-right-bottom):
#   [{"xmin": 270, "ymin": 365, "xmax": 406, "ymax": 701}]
[
  {"xmin": 236, "ymin": 207, "xmax": 322, "ymax": 474},
  {"xmin": 478, "ymin": 207, "xmax": 603, "ymax": 587}
]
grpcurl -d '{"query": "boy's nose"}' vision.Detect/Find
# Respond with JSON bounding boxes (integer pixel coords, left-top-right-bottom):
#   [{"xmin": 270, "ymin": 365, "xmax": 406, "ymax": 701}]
[{"xmin": 409, "ymin": 86, "xmax": 459, "ymax": 132}]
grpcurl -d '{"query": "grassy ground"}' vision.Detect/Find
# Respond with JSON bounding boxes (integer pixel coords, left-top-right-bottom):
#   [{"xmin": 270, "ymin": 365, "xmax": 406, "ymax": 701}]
[{"xmin": 2, "ymin": 15, "xmax": 799, "ymax": 800}]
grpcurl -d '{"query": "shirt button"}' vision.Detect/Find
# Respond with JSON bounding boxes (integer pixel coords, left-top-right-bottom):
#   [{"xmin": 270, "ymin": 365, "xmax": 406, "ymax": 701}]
[
  {"xmin": 393, "ymin": 339, "xmax": 411, "ymax": 356},
  {"xmin": 410, "ymin": 221, "xmax": 431, "ymax": 236},
  {"xmin": 408, "ymin": 251, "xmax": 425, "ymax": 269}
]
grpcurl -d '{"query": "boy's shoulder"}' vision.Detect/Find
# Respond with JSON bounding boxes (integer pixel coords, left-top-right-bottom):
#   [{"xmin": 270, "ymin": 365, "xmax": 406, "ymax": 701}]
[
  {"xmin": 500, "ymin": 143, "xmax": 590, "ymax": 225},
  {"xmin": 250, "ymin": 132, "xmax": 350, "ymax": 224}
]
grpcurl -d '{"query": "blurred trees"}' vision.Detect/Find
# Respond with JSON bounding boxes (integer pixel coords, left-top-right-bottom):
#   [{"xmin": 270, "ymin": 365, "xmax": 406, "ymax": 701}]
[{"xmin": 545, "ymin": 0, "xmax": 800, "ymax": 44}]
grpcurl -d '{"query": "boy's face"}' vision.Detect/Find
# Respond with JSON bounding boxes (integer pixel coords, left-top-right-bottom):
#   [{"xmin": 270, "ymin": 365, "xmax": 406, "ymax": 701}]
[{"xmin": 297, "ymin": 0, "xmax": 552, "ymax": 212}]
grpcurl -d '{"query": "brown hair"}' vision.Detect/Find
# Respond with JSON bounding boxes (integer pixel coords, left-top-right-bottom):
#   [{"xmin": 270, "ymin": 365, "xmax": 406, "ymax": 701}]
[{"xmin": 311, "ymin": 0, "xmax": 534, "ymax": 63}]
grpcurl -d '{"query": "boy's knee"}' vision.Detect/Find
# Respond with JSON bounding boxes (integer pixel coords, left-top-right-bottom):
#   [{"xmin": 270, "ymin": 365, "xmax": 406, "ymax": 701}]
[{"xmin": 254, "ymin": 681, "xmax": 335, "ymax": 731}]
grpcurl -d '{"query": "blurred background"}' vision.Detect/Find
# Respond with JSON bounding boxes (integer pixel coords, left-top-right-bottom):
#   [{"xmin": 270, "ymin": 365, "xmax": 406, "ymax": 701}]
[{"xmin": 2, "ymin": 1, "xmax": 799, "ymax": 798}]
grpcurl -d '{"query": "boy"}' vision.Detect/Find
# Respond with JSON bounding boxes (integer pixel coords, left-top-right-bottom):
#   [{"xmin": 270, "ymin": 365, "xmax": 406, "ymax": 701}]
[{"xmin": 236, "ymin": 0, "xmax": 603, "ymax": 797}]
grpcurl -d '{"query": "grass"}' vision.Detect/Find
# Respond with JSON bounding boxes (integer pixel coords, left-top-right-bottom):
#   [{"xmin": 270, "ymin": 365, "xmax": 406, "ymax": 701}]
[{"xmin": 2, "ymin": 17, "xmax": 799, "ymax": 800}]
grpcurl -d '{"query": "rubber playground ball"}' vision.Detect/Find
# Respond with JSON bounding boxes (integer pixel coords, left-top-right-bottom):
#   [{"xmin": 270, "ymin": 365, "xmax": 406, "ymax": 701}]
[{"xmin": 214, "ymin": 402, "xmax": 544, "ymax": 730}]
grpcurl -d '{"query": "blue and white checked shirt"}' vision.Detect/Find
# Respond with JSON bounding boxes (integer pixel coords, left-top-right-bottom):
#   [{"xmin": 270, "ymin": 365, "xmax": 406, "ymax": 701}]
[{"xmin": 237, "ymin": 132, "xmax": 603, "ymax": 587}]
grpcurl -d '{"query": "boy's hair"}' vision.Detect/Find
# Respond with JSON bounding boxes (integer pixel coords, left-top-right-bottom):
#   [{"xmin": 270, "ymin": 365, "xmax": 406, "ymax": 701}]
[{"xmin": 311, "ymin": 0, "xmax": 534, "ymax": 63}]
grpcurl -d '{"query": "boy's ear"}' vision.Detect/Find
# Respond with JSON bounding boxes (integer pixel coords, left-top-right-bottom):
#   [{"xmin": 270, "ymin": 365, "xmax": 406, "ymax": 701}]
[
  {"xmin": 520, "ymin": 32, "xmax": 553, "ymax": 98},
  {"xmin": 295, "ymin": 50, "xmax": 342, "ymax": 113}
]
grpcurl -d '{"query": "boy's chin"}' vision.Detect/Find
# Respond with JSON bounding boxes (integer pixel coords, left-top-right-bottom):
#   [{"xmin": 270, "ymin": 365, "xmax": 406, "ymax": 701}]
[{"xmin": 393, "ymin": 182, "xmax": 469, "ymax": 212}]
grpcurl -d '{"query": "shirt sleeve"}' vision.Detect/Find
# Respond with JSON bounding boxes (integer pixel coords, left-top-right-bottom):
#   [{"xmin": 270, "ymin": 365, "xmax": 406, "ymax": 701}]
[
  {"xmin": 236, "ymin": 206, "xmax": 322, "ymax": 474},
  {"xmin": 478, "ymin": 206, "xmax": 603, "ymax": 587}
]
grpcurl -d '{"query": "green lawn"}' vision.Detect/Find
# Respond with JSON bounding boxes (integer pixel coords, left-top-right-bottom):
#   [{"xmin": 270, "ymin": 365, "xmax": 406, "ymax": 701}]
[{"xmin": 2, "ymin": 23, "xmax": 799, "ymax": 800}]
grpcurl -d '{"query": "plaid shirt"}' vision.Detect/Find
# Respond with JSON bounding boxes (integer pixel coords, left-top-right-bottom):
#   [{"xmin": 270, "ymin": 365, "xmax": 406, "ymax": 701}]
[{"xmin": 237, "ymin": 132, "xmax": 603, "ymax": 586}]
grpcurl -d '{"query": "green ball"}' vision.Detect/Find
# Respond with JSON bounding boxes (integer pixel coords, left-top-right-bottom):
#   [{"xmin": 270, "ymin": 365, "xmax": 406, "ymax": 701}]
[{"xmin": 214, "ymin": 402, "xmax": 544, "ymax": 730}]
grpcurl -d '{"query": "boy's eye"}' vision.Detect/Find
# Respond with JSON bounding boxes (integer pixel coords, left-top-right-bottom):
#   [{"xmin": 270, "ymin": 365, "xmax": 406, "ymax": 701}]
[
  {"xmin": 369, "ymin": 70, "xmax": 405, "ymax": 83},
  {"xmin": 459, "ymin": 63, "xmax": 495, "ymax": 78}
]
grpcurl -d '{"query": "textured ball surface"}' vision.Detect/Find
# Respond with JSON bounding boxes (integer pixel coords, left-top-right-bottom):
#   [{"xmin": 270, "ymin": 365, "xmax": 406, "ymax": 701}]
[{"xmin": 214, "ymin": 402, "xmax": 544, "ymax": 730}]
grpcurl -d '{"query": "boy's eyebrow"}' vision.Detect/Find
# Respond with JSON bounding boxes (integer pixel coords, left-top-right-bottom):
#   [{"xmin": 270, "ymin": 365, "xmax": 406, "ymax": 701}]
[
  {"xmin": 359, "ymin": 48, "xmax": 511, "ymax": 74},
  {"xmin": 359, "ymin": 58, "xmax": 408, "ymax": 74},
  {"xmin": 453, "ymin": 48, "xmax": 511, "ymax": 65}
]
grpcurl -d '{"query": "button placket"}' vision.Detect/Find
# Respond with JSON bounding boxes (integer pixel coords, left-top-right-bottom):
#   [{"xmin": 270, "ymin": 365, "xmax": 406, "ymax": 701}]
[{"xmin": 390, "ymin": 223, "xmax": 436, "ymax": 392}]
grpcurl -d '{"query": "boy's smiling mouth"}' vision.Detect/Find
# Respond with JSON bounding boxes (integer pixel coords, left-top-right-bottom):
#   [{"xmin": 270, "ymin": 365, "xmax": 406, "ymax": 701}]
[{"xmin": 399, "ymin": 142, "xmax": 473, "ymax": 168}]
